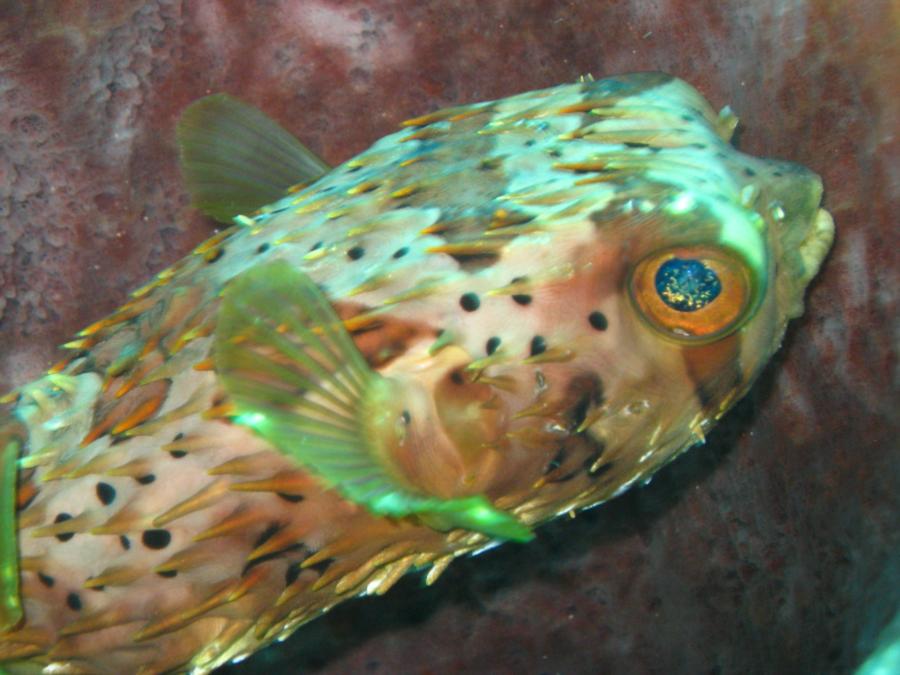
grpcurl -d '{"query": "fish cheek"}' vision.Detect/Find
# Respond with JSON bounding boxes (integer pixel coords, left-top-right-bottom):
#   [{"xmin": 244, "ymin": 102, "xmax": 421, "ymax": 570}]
[
  {"xmin": 367, "ymin": 377, "xmax": 467, "ymax": 500},
  {"xmin": 679, "ymin": 333, "xmax": 743, "ymax": 413},
  {"xmin": 433, "ymin": 370, "xmax": 508, "ymax": 474}
]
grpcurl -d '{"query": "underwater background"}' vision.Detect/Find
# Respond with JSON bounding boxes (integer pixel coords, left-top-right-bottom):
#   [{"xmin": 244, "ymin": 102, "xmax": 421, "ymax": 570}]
[{"xmin": 0, "ymin": 1, "xmax": 896, "ymax": 673}]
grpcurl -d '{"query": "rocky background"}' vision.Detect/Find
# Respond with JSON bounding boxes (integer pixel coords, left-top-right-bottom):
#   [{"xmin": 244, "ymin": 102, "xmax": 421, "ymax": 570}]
[{"xmin": 0, "ymin": 2, "xmax": 897, "ymax": 674}]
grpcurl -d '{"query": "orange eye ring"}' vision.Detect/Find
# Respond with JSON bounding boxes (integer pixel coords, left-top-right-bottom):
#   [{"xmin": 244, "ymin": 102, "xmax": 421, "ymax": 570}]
[{"xmin": 629, "ymin": 245, "xmax": 753, "ymax": 342}]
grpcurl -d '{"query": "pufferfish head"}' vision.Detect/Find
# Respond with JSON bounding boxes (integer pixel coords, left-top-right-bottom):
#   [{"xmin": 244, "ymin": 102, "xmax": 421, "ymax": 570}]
[{"xmin": 558, "ymin": 77, "xmax": 835, "ymax": 486}]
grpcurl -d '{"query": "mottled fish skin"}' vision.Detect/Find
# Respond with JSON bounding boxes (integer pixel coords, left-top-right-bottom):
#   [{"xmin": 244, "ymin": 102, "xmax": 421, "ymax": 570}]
[{"xmin": 0, "ymin": 73, "xmax": 833, "ymax": 674}]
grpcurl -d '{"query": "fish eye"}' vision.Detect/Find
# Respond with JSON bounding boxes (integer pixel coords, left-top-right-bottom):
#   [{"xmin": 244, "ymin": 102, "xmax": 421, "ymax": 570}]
[
  {"xmin": 629, "ymin": 245, "xmax": 753, "ymax": 341},
  {"xmin": 655, "ymin": 258, "xmax": 721, "ymax": 311}
]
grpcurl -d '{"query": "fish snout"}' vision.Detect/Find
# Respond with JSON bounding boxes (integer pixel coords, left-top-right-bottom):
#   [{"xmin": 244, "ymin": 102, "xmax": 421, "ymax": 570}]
[{"xmin": 755, "ymin": 159, "xmax": 835, "ymax": 316}]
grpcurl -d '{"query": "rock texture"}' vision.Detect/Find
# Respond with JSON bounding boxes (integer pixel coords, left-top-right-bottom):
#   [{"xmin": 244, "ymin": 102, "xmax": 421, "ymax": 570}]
[{"xmin": 0, "ymin": 2, "xmax": 896, "ymax": 674}]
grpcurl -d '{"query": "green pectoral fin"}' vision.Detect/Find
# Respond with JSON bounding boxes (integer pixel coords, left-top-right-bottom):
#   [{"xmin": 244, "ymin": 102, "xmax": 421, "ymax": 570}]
[
  {"xmin": 215, "ymin": 261, "xmax": 532, "ymax": 543},
  {"xmin": 177, "ymin": 94, "xmax": 330, "ymax": 223},
  {"xmin": 1, "ymin": 432, "xmax": 22, "ymax": 633}
]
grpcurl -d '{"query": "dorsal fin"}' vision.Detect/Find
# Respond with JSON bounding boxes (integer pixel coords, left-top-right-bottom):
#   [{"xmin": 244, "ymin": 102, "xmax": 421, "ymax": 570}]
[
  {"xmin": 214, "ymin": 261, "xmax": 532, "ymax": 542},
  {"xmin": 177, "ymin": 94, "xmax": 330, "ymax": 223}
]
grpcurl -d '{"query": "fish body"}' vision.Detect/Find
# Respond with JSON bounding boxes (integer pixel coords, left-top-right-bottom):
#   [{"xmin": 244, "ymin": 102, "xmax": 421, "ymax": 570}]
[{"xmin": 0, "ymin": 73, "xmax": 833, "ymax": 674}]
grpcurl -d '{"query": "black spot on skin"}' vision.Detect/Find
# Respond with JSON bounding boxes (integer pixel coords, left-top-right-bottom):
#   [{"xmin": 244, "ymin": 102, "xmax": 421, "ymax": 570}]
[
  {"xmin": 447, "ymin": 251, "xmax": 499, "ymax": 271},
  {"xmin": 486, "ymin": 336, "xmax": 501, "ymax": 355},
  {"xmin": 142, "ymin": 529, "xmax": 172, "ymax": 550},
  {"xmin": 583, "ymin": 435, "xmax": 609, "ymax": 474},
  {"xmin": 157, "ymin": 570, "xmax": 177, "ymax": 578},
  {"xmin": 450, "ymin": 370, "xmax": 465, "ymax": 385},
  {"xmin": 773, "ymin": 170, "xmax": 784, "ymax": 177},
  {"xmin": 254, "ymin": 523, "xmax": 282, "ymax": 549},
  {"xmin": 309, "ymin": 241, "xmax": 323, "ymax": 252},
  {"xmin": 624, "ymin": 141, "xmax": 649, "ymax": 148},
  {"xmin": 243, "ymin": 543, "xmax": 306, "ymax": 576},
  {"xmin": 95, "ymin": 482, "xmax": 116, "ymax": 505},
  {"xmin": 525, "ymin": 139, "xmax": 536, "ymax": 147},
  {"xmin": 478, "ymin": 158, "xmax": 501, "ymax": 171},
  {"xmin": 512, "ymin": 293, "xmax": 532, "ymax": 306},
  {"xmin": 743, "ymin": 167, "xmax": 756, "ymax": 177},
  {"xmin": 588, "ymin": 311, "xmax": 609, "ymax": 331},
  {"xmin": 544, "ymin": 448, "xmax": 566, "ymax": 475},
  {"xmin": 568, "ymin": 374, "xmax": 604, "ymax": 432},
  {"xmin": 285, "ymin": 562, "xmax": 302, "ymax": 586},
  {"xmin": 282, "ymin": 547, "xmax": 314, "ymax": 584},
  {"xmin": 307, "ymin": 557, "xmax": 335, "ymax": 576},
  {"xmin": 119, "ymin": 535, "xmax": 131, "ymax": 550},
  {"xmin": 681, "ymin": 114, "xmax": 694, "ymax": 122},
  {"xmin": 347, "ymin": 245, "xmax": 366, "ymax": 260},
  {"xmin": 392, "ymin": 246, "xmax": 409, "ymax": 259},
  {"xmin": 278, "ymin": 492, "xmax": 305, "ymax": 503},
  {"xmin": 571, "ymin": 396, "xmax": 591, "ymax": 431},
  {"xmin": 548, "ymin": 148, "xmax": 562, "ymax": 158},
  {"xmin": 54, "ymin": 513, "xmax": 74, "ymax": 542},
  {"xmin": 37, "ymin": 572, "xmax": 54, "ymax": 587},
  {"xmin": 204, "ymin": 247, "xmax": 226, "ymax": 264},
  {"xmin": 173, "ymin": 432, "xmax": 184, "ymax": 441},
  {"xmin": 136, "ymin": 474, "xmax": 156, "ymax": 485},
  {"xmin": 66, "ymin": 592, "xmax": 82, "ymax": 611},
  {"xmin": 551, "ymin": 464, "xmax": 583, "ymax": 483},
  {"xmin": 459, "ymin": 292, "xmax": 480, "ymax": 312},
  {"xmin": 591, "ymin": 461, "xmax": 614, "ymax": 477},
  {"xmin": 169, "ymin": 450, "xmax": 187, "ymax": 459},
  {"xmin": 509, "ymin": 277, "xmax": 532, "ymax": 306},
  {"xmin": 530, "ymin": 335, "xmax": 547, "ymax": 356},
  {"xmin": 256, "ymin": 242, "xmax": 271, "ymax": 254},
  {"xmin": 400, "ymin": 410, "xmax": 411, "ymax": 425}
]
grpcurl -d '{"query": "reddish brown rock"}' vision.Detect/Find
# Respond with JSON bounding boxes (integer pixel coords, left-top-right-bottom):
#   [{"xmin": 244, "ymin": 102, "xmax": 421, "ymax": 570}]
[{"xmin": 0, "ymin": 2, "xmax": 896, "ymax": 674}]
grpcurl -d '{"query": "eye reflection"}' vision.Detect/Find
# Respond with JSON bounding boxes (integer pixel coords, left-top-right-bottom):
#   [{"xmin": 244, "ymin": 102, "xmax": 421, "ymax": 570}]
[{"xmin": 654, "ymin": 258, "xmax": 722, "ymax": 312}]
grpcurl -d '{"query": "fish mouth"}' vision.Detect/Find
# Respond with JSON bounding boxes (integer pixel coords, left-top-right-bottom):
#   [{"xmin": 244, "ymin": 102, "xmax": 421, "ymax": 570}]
[{"xmin": 794, "ymin": 207, "xmax": 835, "ymax": 289}]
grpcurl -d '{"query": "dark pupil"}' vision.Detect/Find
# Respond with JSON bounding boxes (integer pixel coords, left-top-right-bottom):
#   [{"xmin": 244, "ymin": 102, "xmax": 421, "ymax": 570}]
[{"xmin": 654, "ymin": 258, "xmax": 721, "ymax": 312}]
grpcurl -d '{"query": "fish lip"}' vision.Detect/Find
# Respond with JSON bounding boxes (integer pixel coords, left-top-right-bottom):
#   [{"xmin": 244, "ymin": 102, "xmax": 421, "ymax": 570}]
[
  {"xmin": 799, "ymin": 207, "xmax": 836, "ymax": 278},
  {"xmin": 747, "ymin": 158, "xmax": 833, "ymax": 290},
  {"xmin": 761, "ymin": 166, "xmax": 834, "ymax": 321}
]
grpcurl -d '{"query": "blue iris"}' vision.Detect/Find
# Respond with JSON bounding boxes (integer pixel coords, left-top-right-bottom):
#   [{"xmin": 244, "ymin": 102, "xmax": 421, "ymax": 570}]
[{"xmin": 654, "ymin": 258, "xmax": 721, "ymax": 312}]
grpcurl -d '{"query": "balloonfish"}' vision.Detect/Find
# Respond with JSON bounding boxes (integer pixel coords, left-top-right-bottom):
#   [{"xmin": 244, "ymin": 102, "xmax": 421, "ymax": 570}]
[{"xmin": 0, "ymin": 73, "xmax": 833, "ymax": 674}]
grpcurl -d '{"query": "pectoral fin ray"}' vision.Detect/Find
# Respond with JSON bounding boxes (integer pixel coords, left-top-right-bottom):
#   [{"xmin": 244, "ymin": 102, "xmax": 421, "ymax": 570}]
[{"xmin": 215, "ymin": 261, "xmax": 532, "ymax": 542}]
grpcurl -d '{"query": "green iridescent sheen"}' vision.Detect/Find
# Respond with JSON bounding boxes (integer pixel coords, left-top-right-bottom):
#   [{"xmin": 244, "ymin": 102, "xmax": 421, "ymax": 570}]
[
  {"xmin": 215, "ymin": 260, "xmax": 532, "ymax": 543},
  {"xmin": 0, "ymin": 437, "xmax": 22, "ymax": 633}
]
